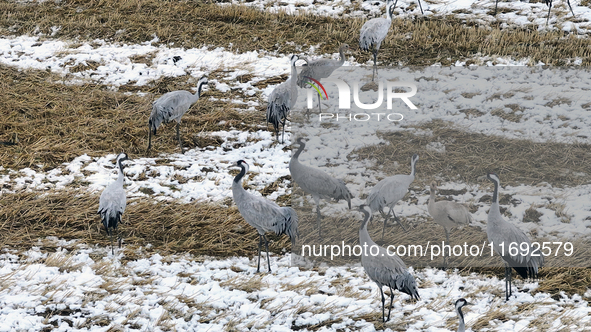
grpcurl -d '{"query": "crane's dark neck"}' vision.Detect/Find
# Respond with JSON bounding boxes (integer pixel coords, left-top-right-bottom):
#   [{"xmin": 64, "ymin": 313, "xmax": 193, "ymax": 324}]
[
  {"xmin": 294, "ymin": 141, "xmax": 305, "ymax": 159},
  {"xmin": 117, "ymin": 158, "xmax": 125, "ymax": 182},
  {"xmin": 457, "ymin": 306, "xmax": 465, "ymax": 332},
  {"xmin": 234, "ymin": 164, "xmax": 246, "ymax": 184},
  {"xmin": 386, "ymin": 3, "xmax": 394, "ymax": 20},
  {"xmin": 359, "ymin": 210, "xmax": 370, "ymax": 232},
  {"xmin": 492, "ymin": 179, "xmax": 498, "ymax": 204},
  {"xmin": 197, "ymin": 81, "xmax": 206, "ymax": 97}
]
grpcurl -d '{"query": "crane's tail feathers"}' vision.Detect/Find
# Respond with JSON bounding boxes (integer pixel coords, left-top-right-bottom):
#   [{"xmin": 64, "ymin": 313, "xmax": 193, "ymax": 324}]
[
  {"xmin": 99, "ymin": 210, "xmax": 122, "ymax": 234},
  {"xmin": 504, "ymin": 254, "xmax": 543, "ymax": 279},
  {"xmin": 334, "ymin": 180, "xmax": 353, "ymax": 208},
  {"xmin": 266, "ymin": 104, "xmax": 289, "ymax": 135},
  {"xmin": 278, "ymin": 207, "xmax": 299, "ymax": 242},
  {"xmin": 394, "ymin": 272, "xmax": 421, "ymax": 300}
]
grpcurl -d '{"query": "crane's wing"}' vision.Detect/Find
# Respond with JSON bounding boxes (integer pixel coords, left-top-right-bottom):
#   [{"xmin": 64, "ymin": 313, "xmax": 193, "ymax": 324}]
[
  {"xmin": 98, "ymin": 185, "xmax": 126, "ymax": 230},
  {"xmin": 359, "ymin": 18, "xmax": 391, "ymax": 51},
  {"xmin": 266, "ymin": 80, "xmax": 292, "ymax": 132},
  {"xmin": 150, "ymin": 91, "xmax": 194, "ymax": 131},
  {"xmin": 367, "ymin": 175, "xmax": 412, "ymax": 212},
  {"xmin": 362, "ymin": 247, "xmax": 420, "ymax": 299},
  {"xmin": 434, "ymin": 201, "xmax": 472, "ymax": 228},
  {"xmin": 487, "ymin": 221, "xmax": 543, "ymax": 278},
  {"xmin": 297, "ymin": 59, "xmax": 341, "ymax": 87},
  {"xmin": 292, "ymin": 164, "xmax": 352, "ymax": 206},
  {"xmin": 236, "ymin": 192, "xmax": 298, "ymax": 241}
]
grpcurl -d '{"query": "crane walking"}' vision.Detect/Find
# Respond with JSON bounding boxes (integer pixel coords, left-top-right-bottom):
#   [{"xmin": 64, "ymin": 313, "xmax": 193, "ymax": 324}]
[
  {"xmin": 486, "ymin": 172, "xmax": 543, "ymax": 301},
  {"xmin": 98, "ymin": 153, "xmax": 130, "ymax": 255},
  {"xmin": 366, "ymin": 154, "xmax": 419, "ymax": 240},
  {"xmin": 289, "ymin": 137, "xmax": 352, "ymax": 238},
  {"xmin": 297, "ymin": 44, "xmax": 350, "ymax": 113},
  {"xmin": 358, "ymin": 205, "xmax": 420, "ymax": 322},
  {"xmin": 232, "ymin": 160, "xmax": 299, "ymax": 273},
  {"xmin": 427, "ymin": 182, "xmax": 473, "ymax": 267},
  {"xmin": 147, "ymin": 76, "xmax": 208, "ymax": 154},
  {"xmin": 267, "ymin": 55, "xmax": 299, "ymax": 143}
]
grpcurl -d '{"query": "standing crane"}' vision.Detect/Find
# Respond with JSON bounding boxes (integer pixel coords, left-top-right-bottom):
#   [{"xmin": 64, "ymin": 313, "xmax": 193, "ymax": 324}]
[
  {"xmin": 358, "ymin": 205, "xmax": 420, "ymax": 322},
  {"xmin": 366, "ymin": 154, "xmax": 419, "ymax": 240},
  {"xmin": 454, "ymin": 298, "xmax": 472, "ymax": 332},
  {"xmin": 147, "ymin": 76, "xmax": 208, "ymax": 154},
  {"xmin": 97, "ymin": 153, "xmax": 130, "ymax": 255},
  {"xmin": 232, "ymin": 160, "xmax": 299, "ymax": 273},
  {"xmin": 427, "ymin": 181, "xmax": 473, "ymax": 267},
  {"xmin": 297, "ymin": 44, "xmax": 350, "ymax": 113},
  {"xmin": 486, "ymin": 172, "xmax": 543, "ymax": 301},
  {"xmin": 289, "ymin": 137, "xmax": 352, "ymax": 238},
  {"xmin": 267, "ymin": 55, "xmax": 299, "ymax": 144},
  {"xmin": 360, "ymin": 0, "xmax": 422, "ymax": 81}
]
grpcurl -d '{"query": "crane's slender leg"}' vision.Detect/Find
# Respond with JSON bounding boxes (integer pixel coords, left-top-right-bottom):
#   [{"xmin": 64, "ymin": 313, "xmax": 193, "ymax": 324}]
[
  {"xmin": 147, "ymin": 128, "xmax": 152, "ymax": 154},
  {"xmin": 443, "ymin": 228, "xmax": 451, "ymax": 268},
  {"xmin": 546, "ymin": 1, "xmax": 552, "ymax": 25},
  {"xmin": 176, "ymin": 122, "xmax": 184, "ymax": 154},
  {"xmin": 263, "ymin": 234, "xmax": 272, "ymax": 273},
  {"xmin": 257, "ymin": 234, "xmax": 263, "ymax": 273},
  {"xmin": 567, "ymin": 0, "xmax": 575, "ymax": 17},
  {"xmin": 109, "ymin": 228, "xmax": 114, "ymax": 255},
  {"xmin": 504, "ymin": 265, "xmax": 510, "ymax": 301},
  {"xmin": 391, "ymin": 209, "xmax": 409, "ymax": 231},
  {"xmin": 494, "ymin": 0, "xmax": 498, "ymax": 15},
  {"xmin": 314, "ymin": 195, "xmax": 322, "ymax": 238},
  {"xmin": 387, "ymin": 285, "xmax": 395, "ymax": 322},
  {"xmin": 417, "ymin": 0, "xmax": 424, "ymax": 14},
  {"xmin": 372, "ymin": 49, "xmax": 378, "ymax": 82},
  {"xmin": 508, "ymin": 266, "xmax": 513, "ymax": 298},
  {"xmin": 378, "ymin": 285, "xmax": 386, "ymax": 322}
]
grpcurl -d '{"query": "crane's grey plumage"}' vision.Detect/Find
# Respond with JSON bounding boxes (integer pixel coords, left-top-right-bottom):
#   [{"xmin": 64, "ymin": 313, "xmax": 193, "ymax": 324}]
[
  {"xmin": 297, "ymin": 44, "xmax": 350, "ymax": 113},
  {"xmin": 455, "ymin": 298, "xmax": 472, "ymax": 332},
  {"xmin": 232, "ymin": 160, "xmax": 299, "ymax": 273},
  {"xmin": 267, "ymin": 55, "xmax": 299, "ymax": 143},
  {"xmin": 493, "ymin": 0, "xmax": 573, "ymax": 25},
  {"xmin": 97, "ymin": 153, "xmax": 129, "ymax": 255},
  {"xmin": 147, "ymin": 76, "xmax": 208, "ymax": 154},
  {"xmin": 428, "ymin": 181, "xmax": 473, "ymax": 267},
  {"xmin": 358, "ymin": 205, "xmax": 420, "ymax": 322},
  {"xmin": 290, "ymin": 138, "xmax": 352, "ymax": 238},
  {"xmin": 366, "ymin": 154, "xmax": 419, "ymax": 240},
  {"xmin": 486, "ymin": 172, "xmax": 543, "ymax": 301}
]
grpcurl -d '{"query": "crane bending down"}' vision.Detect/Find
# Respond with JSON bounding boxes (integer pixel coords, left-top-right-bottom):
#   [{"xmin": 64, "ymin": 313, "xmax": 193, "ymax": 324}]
[
  {"xmin": 455, "ymin": 298, "xmax": 472, "ymax": 332},
  {"xmin": 148, "ymin": 76, "xmax": 208, "ymax": 154},
  {"xmin": 358, "ymin": 205, "xmax": 420, "ymax": 322},
  {"xmin": 486, "ymin": 172, "xmax": 543, "ymax": 301},
  {"xmin": 289, "ymin": 138, "xmax": 352, "ymax": 238},
  {"xmin": 366, "ymin": 154, "xmax": 419, "ymax": 240},
  {"xmin": 427, "ymin": 182, "xmax": 473, "ymax": 267},
  {"xmin": 267, "ymin": 55, "xmax": 299, "ymax": 143},
  {"xmin": 232, "ymin": 160, "xmax": 299, "ymax": 273},
  {"xmin": 98, "ymin": 153, "xmax": 130, "ymax": 255},
  {"xmin": 297, "ymin": 44, "xmax": 350, "ymax": 113}
]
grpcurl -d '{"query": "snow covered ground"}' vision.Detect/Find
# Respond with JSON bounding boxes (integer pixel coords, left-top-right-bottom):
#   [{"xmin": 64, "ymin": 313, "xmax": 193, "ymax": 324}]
[
  {"xmin": 1, "ymin": 239, "xmax": 590, "ymax": 331},
  {"xmin": 1, "ymin": 0, "xmax": 591, "ymax": 330}
]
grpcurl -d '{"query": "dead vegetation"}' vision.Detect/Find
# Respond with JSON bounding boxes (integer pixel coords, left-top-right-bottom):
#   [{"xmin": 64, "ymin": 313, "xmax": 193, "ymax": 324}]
[
  {"xmin": 354, "ymin": 120, "xmax": 591, "ymax": 187},
  {"xmin": 0, "ymin": 65, "xmax": 263, "ymax": 170},
  {"xmin": 0, "ymin": 1, "xmax": 590, "ymax": 66}
]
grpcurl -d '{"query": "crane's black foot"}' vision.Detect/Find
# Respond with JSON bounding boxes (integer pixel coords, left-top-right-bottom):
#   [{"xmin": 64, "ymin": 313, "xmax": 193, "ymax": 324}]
[{"xmin": 118, "ymin": 237, "xmax": 123, "ymax": 249}]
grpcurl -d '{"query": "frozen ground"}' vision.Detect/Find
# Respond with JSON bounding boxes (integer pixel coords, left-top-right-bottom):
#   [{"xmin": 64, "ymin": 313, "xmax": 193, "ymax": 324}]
[{"xmin": 0, "ymin": 239, "xmax": 590, "ymax": 331}]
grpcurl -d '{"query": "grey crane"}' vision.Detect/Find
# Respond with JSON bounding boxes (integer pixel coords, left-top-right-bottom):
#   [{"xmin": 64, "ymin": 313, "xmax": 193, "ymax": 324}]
[
  {"xmin": 360, "ymin": 0, "xmax": 422, "ymax": 81},
  {"xmin": 297, "ymin": 44, "xmax": 350, "ymax": 113},
  {"xmin": 454, "ymin": 298, "xmax": 472, "ymax": 332},
  {"xmin": 289, "ymin": 137, "xmax": 352, "ymax": 238},
  {"xmin": 427, "ymin": 181, "xmax": 473, "ymax": 267},
  {"xmin": 266, "ymin": 55, "xmax": 299, "ymax": 144},
  {"xmin": 366, "ymin": 154, "xmax": 419, "ymax": 240},
  {"xmin": 493, "ymin": 0, "xmax": 574, "ymax": 25},
  {"xmin": 147, "ymin": 76, "xmax": 208, "ymax": 154},
  {"xmin": 486, "ymin": 172, "xmax": 543, "ymax": 301},
  {"xmin": 97, "ymin": 153, "xmax": 130, "ymax": 255},
  {"xmin": 358, "ymin": 205, "xmax": 420, "ymax": 322},
  {"xmin": 232, "ymin": 160, "xmax": 299, "ymax": 273}
]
